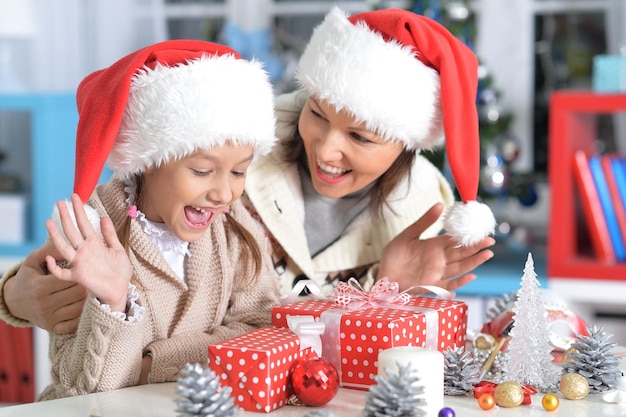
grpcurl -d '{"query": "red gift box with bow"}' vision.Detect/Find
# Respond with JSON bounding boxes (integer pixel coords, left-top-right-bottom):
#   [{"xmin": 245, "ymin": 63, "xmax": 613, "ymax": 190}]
[
  {"xmin": 272, "ymin": 278, "xmax": 468, "ymax": 389},
  {"xmin": 207, "ymin": 326, "xmax": 319, "ymax": 413}
]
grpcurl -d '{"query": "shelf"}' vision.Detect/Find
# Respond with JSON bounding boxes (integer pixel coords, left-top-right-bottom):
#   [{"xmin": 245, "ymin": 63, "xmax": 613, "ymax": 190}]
[
  {"xmin": 456, "ymin": 246, "xmax": 547, "ymax": 297},
  {"xmin": 0, "ymin": 93, "xmax": 78, "ymax": 259},
  {"xmin": 547, "ymin": 90, "xmax": 626, "ymax": 280}
]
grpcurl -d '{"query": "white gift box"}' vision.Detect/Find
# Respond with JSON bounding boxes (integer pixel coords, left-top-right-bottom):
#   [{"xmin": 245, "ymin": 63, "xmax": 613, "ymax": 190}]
[{"xmin": 0, "ymin": 194, "xmax": 26, "ymax": 244}]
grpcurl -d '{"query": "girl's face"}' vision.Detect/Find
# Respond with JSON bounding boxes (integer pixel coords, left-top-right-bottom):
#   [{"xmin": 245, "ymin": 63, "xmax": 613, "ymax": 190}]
[
  {"xmin": 298, "ymin": 97, "xmax": 404, "ymax": 199},
  {"xmin": 140, "ymin": 143, "xmax": 254, "ymax": 242}
]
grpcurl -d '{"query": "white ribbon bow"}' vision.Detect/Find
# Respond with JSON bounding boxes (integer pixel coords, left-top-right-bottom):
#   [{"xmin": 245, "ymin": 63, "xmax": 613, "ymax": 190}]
[{"xmin": 287, "ymin": 315, "xmax": 325, "ymax": 357}]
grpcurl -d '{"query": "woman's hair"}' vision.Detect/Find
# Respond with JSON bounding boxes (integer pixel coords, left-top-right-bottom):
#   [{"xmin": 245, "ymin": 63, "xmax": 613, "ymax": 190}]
[
  {"xmin": 280, "ymin": 127, "xmax": 416, "ymax": 220},
  {"xmin": 116, "ymin": 175, "xmax": 262, "ymax": 287}
]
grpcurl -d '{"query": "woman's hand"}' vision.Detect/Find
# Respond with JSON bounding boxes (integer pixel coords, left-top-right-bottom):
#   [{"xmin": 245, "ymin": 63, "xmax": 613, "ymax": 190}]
[
  {"xmin": 377, "ymin": 202, "xmax": 495, "ymax": 293},
  {"xmin": 4, "ymin": 241, "xmax": 87, "ymax": 333},
  {"xmin": 44, "ymin": 193, "xmax": 133, "ymax": 313}
]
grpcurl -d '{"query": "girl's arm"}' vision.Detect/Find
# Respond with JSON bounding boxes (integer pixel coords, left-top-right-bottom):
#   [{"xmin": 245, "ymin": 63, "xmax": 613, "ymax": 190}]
[{"xmin": 41, "ymin": 298, "xmax": 146, "ymax": 400}]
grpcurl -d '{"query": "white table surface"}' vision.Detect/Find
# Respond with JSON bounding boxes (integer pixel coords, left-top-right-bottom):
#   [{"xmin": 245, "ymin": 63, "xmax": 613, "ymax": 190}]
[
  {"xmin": 1, "ymin": 377, "xmax": 626, "ymax": 417},
  {"xmin": 2, "ymin": 347, "xmax": 625, "ymax": 417}
]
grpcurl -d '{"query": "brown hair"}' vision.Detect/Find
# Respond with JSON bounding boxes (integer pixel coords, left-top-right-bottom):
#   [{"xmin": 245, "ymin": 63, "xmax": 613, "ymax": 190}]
[
  {"xmin": 117, "ymin": 175, "xmax": 262, "ymax": 287},
  {"xmin": 281, "ymin": 128, "xmax": 416, "ymax": 220}
]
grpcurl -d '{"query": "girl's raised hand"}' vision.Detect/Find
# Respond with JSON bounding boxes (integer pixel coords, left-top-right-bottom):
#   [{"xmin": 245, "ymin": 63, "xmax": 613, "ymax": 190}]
[{"xmin": 44, "ymin": 193, "xmax": 133, "ymax": 313}]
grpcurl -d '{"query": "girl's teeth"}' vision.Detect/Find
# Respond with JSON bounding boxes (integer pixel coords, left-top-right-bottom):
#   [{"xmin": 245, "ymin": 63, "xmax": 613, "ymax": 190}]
[{"xmin": 194, "ymin": 207, "xmax": 207, "ymax": 213}]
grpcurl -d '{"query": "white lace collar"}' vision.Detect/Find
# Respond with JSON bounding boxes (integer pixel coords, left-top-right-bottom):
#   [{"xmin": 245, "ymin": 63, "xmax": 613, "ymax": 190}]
[
  {"xmin": 135, "ymin": 211, "xmax": 191, "ymax": 258},
  {"xmin": 124, "ymin": 179, "xmax": 190, "ymax": 280}
]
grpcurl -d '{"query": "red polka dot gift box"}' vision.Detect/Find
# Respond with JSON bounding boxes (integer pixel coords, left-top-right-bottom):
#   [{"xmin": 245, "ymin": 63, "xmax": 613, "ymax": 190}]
[
  {"xmin": 207, "ymin": 327, "xmax": 316, "ymax": 413},
  {"xmin": 272, "ymin": 296, "xmax": 467, "ymax": 390}
]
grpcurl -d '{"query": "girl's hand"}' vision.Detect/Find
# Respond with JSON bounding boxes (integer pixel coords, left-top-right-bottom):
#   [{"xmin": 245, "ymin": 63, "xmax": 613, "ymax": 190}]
[
  {"xmin": 377, "ymin": 202, "xmax": 495, "ymax": 293},
  {"xmin": 44, "ymin": 193, "xmax": 133, "ymax": 313}
]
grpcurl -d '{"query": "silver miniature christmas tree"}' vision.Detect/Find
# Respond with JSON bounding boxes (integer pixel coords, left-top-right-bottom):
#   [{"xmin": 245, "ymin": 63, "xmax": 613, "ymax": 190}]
[
  {"xmin": 562, "ymin": 325, "xmax": 622, "ymax": 393},
  {"xmin": 175, "ymin": 363, "xmax": 238, "ymax": 417},
  {"xmin": 506, "ymin": 253, "xmax": 560, "ymax": 390},
  {"xmin": 443, "ymin": 347, "xmax": 481, "ymax": 395},
  {"xmin": 363, "ymin": 361, "xmax": 426, "ymax": 417}
]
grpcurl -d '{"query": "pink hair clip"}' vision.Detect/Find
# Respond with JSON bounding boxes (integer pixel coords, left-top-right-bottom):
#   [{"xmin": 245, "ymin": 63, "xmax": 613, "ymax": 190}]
[{"xmin": 126, "ymin": 205, "xmax": 138, "ymax": 219}]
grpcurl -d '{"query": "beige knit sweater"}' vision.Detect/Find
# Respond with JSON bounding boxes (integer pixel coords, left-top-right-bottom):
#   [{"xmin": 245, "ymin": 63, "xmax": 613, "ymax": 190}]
[{"xmin": 37, "ymin": 179, "xmax": 280, "ymax": 400}]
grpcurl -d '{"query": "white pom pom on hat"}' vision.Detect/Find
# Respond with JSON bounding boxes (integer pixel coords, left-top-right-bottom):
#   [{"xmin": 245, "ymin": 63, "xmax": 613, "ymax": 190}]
[
  {"xmin": 296, "ymin": 7, "xmax": 495, "ymax": 245},
  {"xmin": 73, "ymin": 39, "xmax": 276, "ymax": 202}
]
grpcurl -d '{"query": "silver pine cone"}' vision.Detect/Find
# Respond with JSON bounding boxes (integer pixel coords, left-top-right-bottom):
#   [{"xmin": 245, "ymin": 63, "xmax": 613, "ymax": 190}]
[
  {"xmin": 363, "ymin": 361, "xmax": 426, "ymax": 417},
  {"xmin": 175, "ymin": 363, "xmax": 238, "ymax": 417},
  {"xmin": 443, "ymin": 347, "xmax": 481, "ymax": 395},
  {"xmin": 486, "ymin": 292, "xmax": 517, "ymax": 321},
  {"xmin": 562, "ymin": 325, "xmax": 621, "ymax": 393}
]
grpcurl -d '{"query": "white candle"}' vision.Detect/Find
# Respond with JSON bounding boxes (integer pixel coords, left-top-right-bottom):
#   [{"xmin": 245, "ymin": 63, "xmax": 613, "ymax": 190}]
[{"xmin": 377, "ymin": 346, "xmax": 443, "ymax": 417}]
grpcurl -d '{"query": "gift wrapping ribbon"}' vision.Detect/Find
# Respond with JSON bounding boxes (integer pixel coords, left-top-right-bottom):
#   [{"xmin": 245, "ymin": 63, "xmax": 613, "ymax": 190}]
[
  {"xmin": 473, "ymin": 381, "xmax": 537, "ymax": 405},
  {"xmin": 282, "ymin": 277, "xmax": 454, "ymax": 306},
  {"xmin": 333, "ymin": 277, "xmax": 453, "ymax": 310},
  {"xmin": 287, "ymin": 315, "xmax": 325, "ymax": 357}
]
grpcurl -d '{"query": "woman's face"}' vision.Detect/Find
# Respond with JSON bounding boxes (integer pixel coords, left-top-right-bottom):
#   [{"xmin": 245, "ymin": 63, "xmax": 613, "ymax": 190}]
[
  {"xmin": 139, "ymin": 143, "xmax": 254, "ymax": 242},
  {"xmin": 298, "ymin": 97, "xmax": 404, "ymax": 199}
]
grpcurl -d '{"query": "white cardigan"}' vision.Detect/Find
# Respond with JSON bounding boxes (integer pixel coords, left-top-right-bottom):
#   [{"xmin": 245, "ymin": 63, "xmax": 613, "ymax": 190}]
[{"xmin": 242, "ymin": 90, "xmax": 455, "ymax": 297}]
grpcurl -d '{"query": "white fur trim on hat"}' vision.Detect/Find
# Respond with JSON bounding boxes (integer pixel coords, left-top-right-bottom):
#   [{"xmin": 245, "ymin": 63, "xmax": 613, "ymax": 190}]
[
  {"xmin": 443, "ymin": 200, "xmax": 496, "ymax": 247},
  {"xmin": 296, "ymin": 7, "xmax": 443, "ymax": 149},
  {"xmin": 108, "ymin": 54, "xmax": 276, "ymax": 179},
  {"xmin": 51, "ymin": 200, "xmax": 102, "ymax": 243}
]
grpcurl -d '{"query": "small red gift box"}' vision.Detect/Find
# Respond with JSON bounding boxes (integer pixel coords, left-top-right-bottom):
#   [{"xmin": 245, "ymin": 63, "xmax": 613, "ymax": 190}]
[
  {"xmin": 207, "ymin": 327, "xmax": 314, "ymax": 413},
  {"xmin": 272, "ymin": 296, "xmax": 467, "ymax": 389}
]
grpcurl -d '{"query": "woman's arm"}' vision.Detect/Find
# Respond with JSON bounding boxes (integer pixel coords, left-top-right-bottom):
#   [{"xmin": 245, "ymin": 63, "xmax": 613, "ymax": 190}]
[{"xmin": 0, "ymin": 242, "xmax": 87, "ymax": 332}]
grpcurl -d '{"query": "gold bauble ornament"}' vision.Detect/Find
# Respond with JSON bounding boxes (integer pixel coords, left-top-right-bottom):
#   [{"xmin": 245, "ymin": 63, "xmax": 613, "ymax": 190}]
[
  {"xmin": 474, "ymin": 334, "xmax": 496, "ymax": 350},
  {"xmin": 542, "ymin": 393, "xmax": 560, "ymax": 411},
  {"xmin": 494, "ymin": 381, "xmax": 524, "ymax": 407},
  {"xmin": 560, "ymin": 373, "xmax": 590, "ymax": 400},
  {"xmin": 561, "ymin": 347, "xmax": 579, "ymax": 364}
]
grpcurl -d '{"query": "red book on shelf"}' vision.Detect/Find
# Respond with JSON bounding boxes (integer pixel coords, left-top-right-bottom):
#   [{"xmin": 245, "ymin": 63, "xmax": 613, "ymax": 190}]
[
  {"xmin": 572, "ymin": 150, "xmax": 616, "ymax": 263},
  {"xmin": 600, "ymin": 154, "xmax": 626, "ymax": 248},
  {"xmin": 10, "ymin": 326, "xmax": 35, "ymax": 403},
  {"xmin": 0, "ymin": 322, "xmax": 20, "ymax": 403}
]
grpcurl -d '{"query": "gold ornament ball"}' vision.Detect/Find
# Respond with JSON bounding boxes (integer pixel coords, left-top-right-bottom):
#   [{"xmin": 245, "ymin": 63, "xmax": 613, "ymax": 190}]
[
  {"xmin": 560, "ymin": 373, "xmax": 590, "ymax": 400},
  {"xmin": 542, "ymin": 393, "xmax": 560, "ymax": 411},
  {"xmin": 494, "ymin": 381, "xmax": 524, "ymax": 408},
  {"xmin": 474, "ymin": 334, "xmax": 496, "ymax": 350},
  {"xmin": 478, "ymin": 393, "xmax": 496, "ymax": 410}
]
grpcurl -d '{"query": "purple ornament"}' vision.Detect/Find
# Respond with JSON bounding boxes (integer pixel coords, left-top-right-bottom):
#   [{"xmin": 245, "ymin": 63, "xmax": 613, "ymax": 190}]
[{"xmin": 438, "ymin": 407, "xmax": 456, "ymax": 417}]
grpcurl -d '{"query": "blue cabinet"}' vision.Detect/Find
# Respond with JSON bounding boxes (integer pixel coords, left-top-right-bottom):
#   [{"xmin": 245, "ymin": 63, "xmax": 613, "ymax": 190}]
[{"xmin": 0, "ymin": 94, "xmax": 78, "ymax": 257}]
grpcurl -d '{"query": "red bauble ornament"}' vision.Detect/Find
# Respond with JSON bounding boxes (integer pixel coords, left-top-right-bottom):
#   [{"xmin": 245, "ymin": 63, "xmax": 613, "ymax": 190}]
[{"xmin": 289, "ymin": 357, "xmax": 339, "ymax": 407}]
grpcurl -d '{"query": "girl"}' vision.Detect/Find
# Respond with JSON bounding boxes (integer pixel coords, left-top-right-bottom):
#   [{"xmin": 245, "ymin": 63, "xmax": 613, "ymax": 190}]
[{"xmin": 37, "ymin": 40, "xmax": 280, "ymax": 400}]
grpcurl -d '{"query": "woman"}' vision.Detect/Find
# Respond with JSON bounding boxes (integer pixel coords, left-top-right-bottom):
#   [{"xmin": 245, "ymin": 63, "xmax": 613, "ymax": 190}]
[
  {"xmin": 0, "ymin": 7, "xmax": 495, "ymax": 333},
  {"xmin": 242, "ymin": 7, "xmax": 495, "ymax": 296}
]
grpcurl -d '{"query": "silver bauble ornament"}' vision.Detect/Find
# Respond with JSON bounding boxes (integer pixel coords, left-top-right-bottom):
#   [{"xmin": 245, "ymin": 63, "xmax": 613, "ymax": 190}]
[{"xmin": 445, "ymin": 1, "xmax": 470, "ymax": 22}]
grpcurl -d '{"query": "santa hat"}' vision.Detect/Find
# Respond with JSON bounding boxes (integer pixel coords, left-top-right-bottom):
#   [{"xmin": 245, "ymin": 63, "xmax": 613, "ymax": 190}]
[
  {"xmin": 296, "ymin": 7, "xmax": 495, "ymax": 246},
  {"xmin": 73, "ymin": 39, "xmax": 276, "ymax": 202}
]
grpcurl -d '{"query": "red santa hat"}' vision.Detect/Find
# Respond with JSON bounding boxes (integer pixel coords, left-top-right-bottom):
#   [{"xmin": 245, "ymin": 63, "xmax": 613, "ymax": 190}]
[
  {"xmin": 296, "ymin": 7, "xmax": 495, "ymax": 246},
  {"xmin": 73, "ymin": 39, "xmax": 276, "ymax": 202}
]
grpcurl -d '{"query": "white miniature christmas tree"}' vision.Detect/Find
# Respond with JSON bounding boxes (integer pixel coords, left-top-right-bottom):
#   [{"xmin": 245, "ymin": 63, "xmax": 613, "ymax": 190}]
[{"xmin": 506, "ymin": 253, "xmax": 560, "ymax": 390}]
